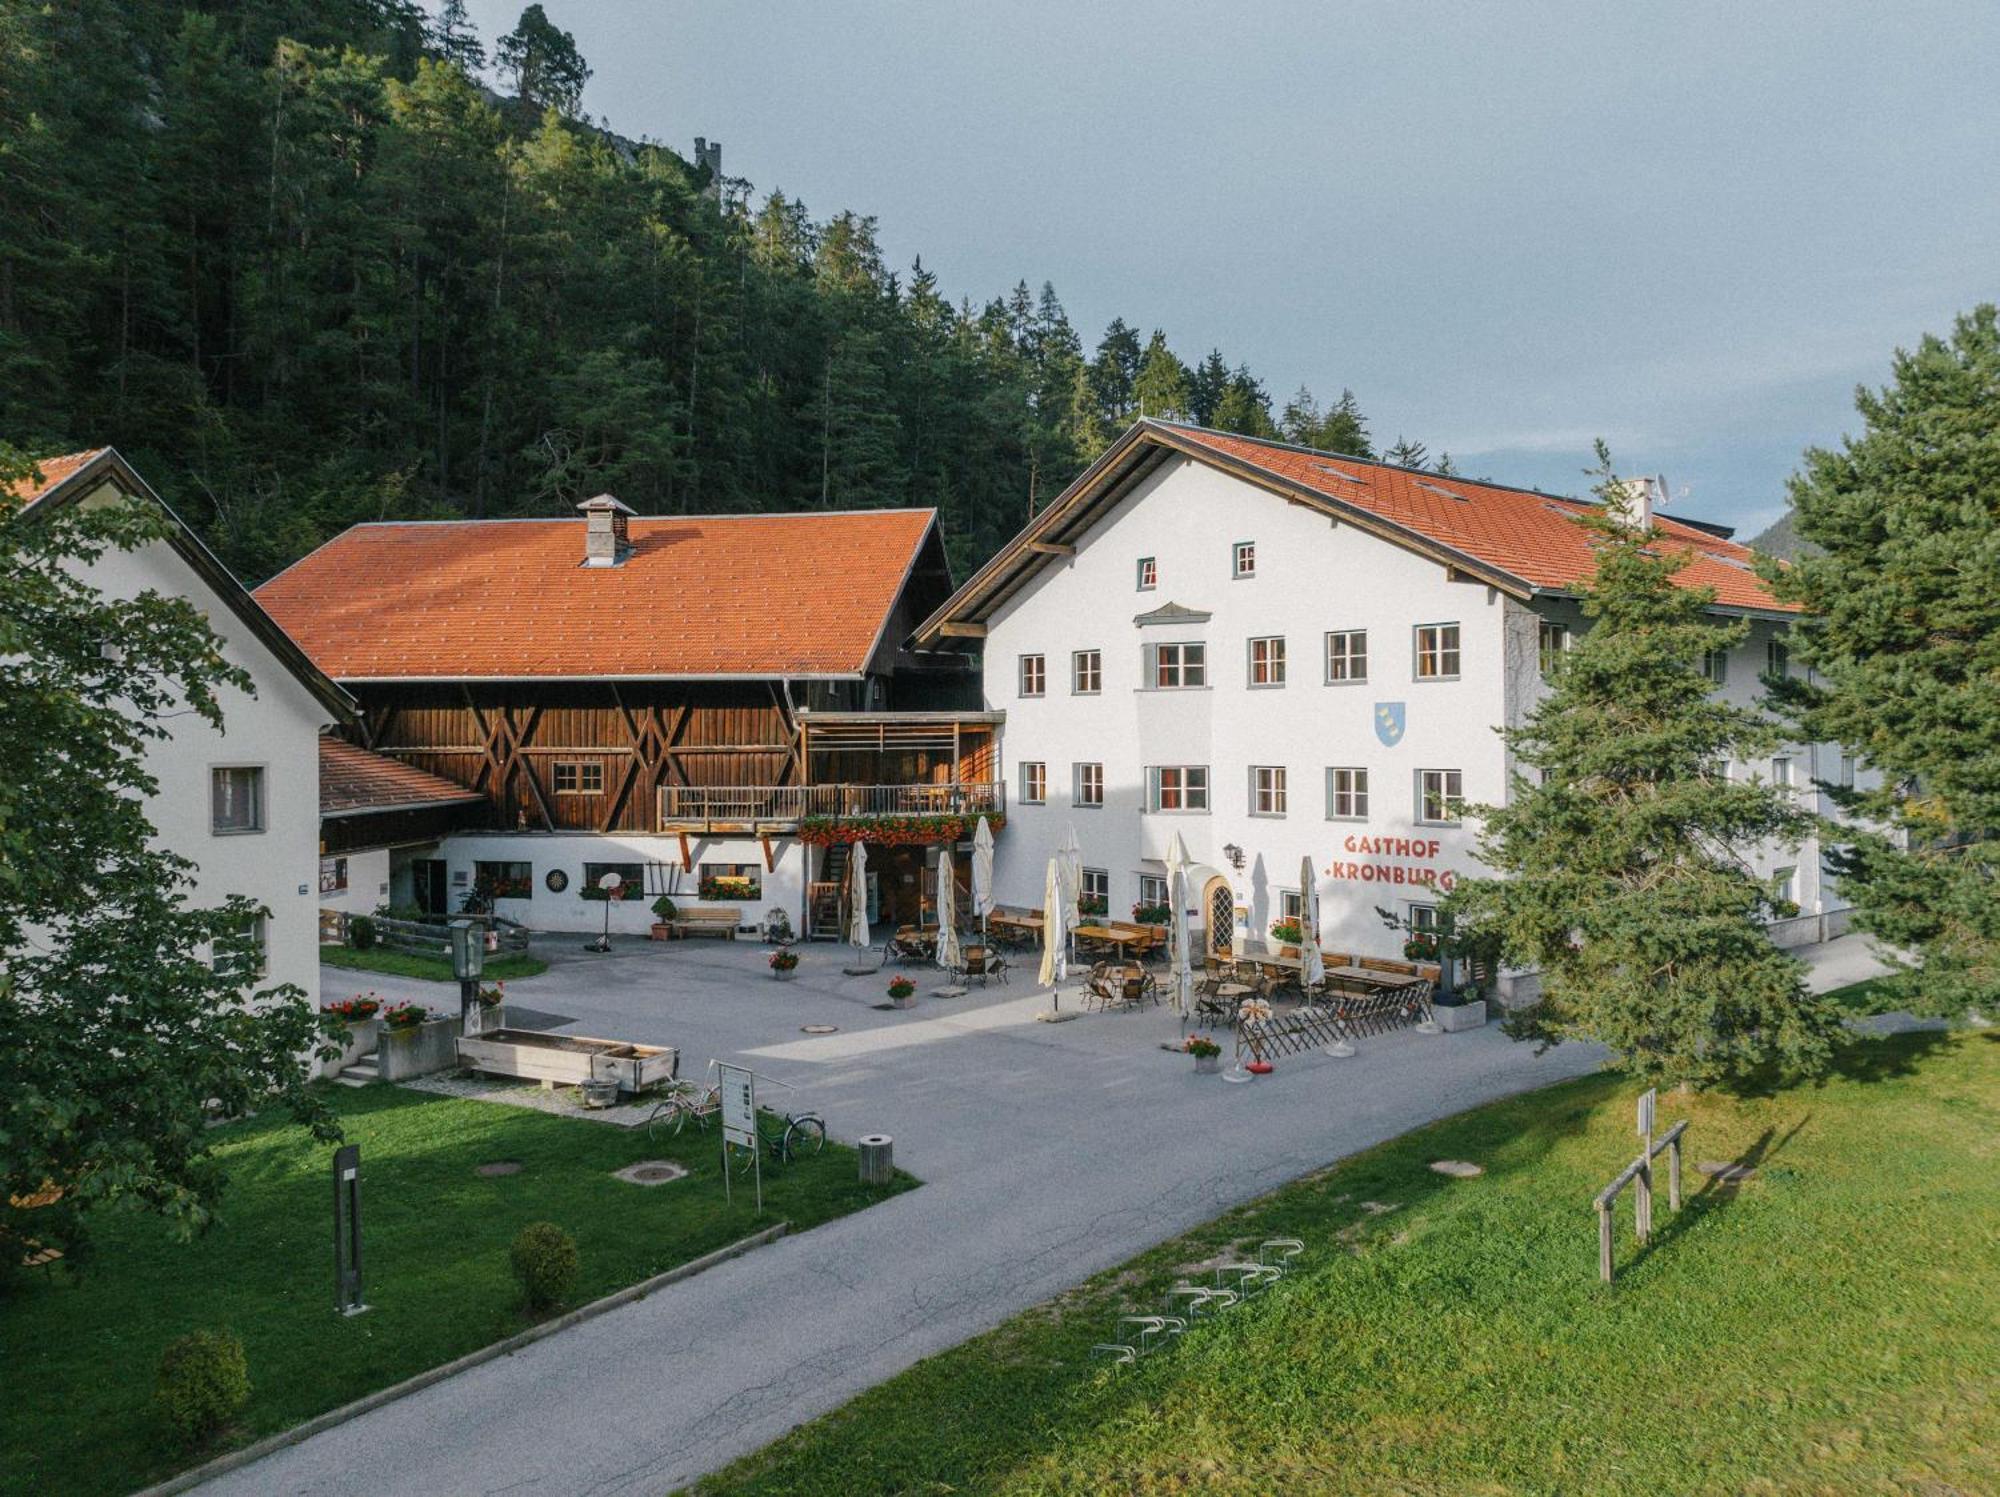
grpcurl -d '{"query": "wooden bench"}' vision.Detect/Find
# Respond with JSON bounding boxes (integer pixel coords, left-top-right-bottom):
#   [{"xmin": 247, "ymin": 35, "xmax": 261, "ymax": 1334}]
[{"xmin": 656, "ymin": 906, "xmax": 742, "ymax": 940}]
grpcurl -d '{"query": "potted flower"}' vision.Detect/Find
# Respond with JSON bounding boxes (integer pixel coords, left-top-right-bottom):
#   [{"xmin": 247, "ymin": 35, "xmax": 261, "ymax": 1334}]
[
  {"xmin": 649, "ymin": 895, "xmax": 678, "ymax": 942},
  {"xmin": 322, "ymin": 994, "xmax": 382, "ymax": 1023},
  {"xmin": 1183, "ymin": 1034, "xmax": 1222, "ymax": 1074},
  {"xmin": 1131, "ymin": 900, "xmax": 1172, "ymax": 928},
  {"xmin": 1269, "ymin": 918, "xmax": 1303, "ymax": 957},
  {"xmin": 1402, "ymin": 931, "xmax": 1440, "ymax": 964},
  {"xmin": 382, "ymin": 1001, "xmax": 429, "ymax": 1031},
  {"xmin": 769, "ymin": 948, "xmax": 800, "ymax": 980},
  {"xmin": 887, "ymin": 976, "xmax": 917, "ymax": 1009}
]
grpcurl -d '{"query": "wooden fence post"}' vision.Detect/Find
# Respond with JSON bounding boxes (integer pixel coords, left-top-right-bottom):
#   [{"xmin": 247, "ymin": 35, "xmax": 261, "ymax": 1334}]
[{"xmin": 1598, "ymin": 1199, "xmax": 1614, "ymax": 1283}]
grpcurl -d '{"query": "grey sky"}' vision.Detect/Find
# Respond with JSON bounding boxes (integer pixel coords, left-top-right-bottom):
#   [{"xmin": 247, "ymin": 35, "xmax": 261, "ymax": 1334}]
[{"xmin": 460, "ymin": 1, "xmax": 1998, "ymax": 535}]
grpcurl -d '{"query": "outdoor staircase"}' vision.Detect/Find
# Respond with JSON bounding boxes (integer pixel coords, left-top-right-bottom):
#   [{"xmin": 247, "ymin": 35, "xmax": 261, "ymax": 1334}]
[
  {"xmin": 335, "ymin": 1055, "xmax": 380, "ymax": 1088},
  {"xmin": 809, "ymin": 844, "xmax": 848, "ymax": 940}
]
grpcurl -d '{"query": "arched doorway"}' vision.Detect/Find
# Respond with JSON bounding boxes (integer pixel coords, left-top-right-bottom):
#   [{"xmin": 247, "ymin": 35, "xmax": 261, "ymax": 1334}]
[{"xmin": 1204, "ymin": 875, "xmax": 1236, "ymax": 959}]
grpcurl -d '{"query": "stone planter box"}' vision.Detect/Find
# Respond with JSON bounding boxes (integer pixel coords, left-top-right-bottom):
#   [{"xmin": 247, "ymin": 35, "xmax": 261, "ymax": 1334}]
[
  {"xmin": 456, "ymin": 1028, "xmax": 678, "ymax": 1092},
  {"xmin": 1193, "ymin": 1053, "xmax": 1220, "ymax": 1075},
  {"xmin": 889, "ymin": 992, "xmax": 916, "ymax": 1009},
  {"xmin": 770, "ymin": 966, "xmax": 798, "ymax": 981},
  {"xmin": 466, "ymin": 1003, "xmax": 509, "ymax": 1036},
  {"xmin": 1432, "ymin": 998, "xmax": 1488, "ymax": 1033},
  {"xmin": 321, "ymin": 1017, "xmax": 380, "ymax": 1077},
  {"xmin": 377, "ymin": 1016, "xmax": 460, "ymax": 1080}
]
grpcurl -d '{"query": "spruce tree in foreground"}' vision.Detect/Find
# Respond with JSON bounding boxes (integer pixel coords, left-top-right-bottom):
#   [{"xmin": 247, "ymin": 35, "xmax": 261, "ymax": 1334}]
[
  {"xmin": 1446, "ymin": 448, "xmax": 1839, "ymax": 1088},
  {"xmin": 1762, "ymin": 306, "xmax": 2000, "ymax": 1019}
]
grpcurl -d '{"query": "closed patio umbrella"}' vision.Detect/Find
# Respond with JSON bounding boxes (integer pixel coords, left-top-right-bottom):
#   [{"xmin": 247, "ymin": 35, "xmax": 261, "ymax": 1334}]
[
  {"xmin": 1037, "ymin": 857, "xmax": 1066, "ymax": 989},
  {"xmin": 846, "ymin": 840, "xmax": 871, "ymax": 951},
  {"xmin": 936, "ymin": 848, "xmax": 962, "ymax": 974},
  {"xmin": 1058, "ymin": 825, "xmax": 1083, "ymax": 926},
  {"xmin": 1165, "ymin": 831, "xmax": 1194, "ymax": 1020},
  {"xmin": 971, "ymin": 815, "xmax": 995, "ymax": 937},
  {"xmin": 1299, "ymin": 854, "xmax": 1325, "ymax": 994}
]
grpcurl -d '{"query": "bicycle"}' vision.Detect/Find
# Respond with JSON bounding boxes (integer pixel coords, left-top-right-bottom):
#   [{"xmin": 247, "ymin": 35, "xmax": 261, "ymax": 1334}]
[
  {"xmin": 645, "ymin": 1078, "xmax": 720, "ymax": 1140},
  {"xmin": 724, "ymin": 1108, "xmax": 826, "ymax": 1173}
]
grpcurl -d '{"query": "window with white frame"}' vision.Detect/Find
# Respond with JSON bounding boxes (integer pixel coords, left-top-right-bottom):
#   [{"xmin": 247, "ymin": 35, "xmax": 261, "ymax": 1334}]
[
  {"xmin": 1774, "ymin": 865, "xmax": 1798, "ymax": 906},
  {"xmin": 1324, "ymin": 629, "xmax": 1367, "ymax": 683},
  {"xmin": 1147, "ymin": 765, "xmax": 1209, "ymax": 812},
  {"xmin": 1702, "ymin": 648, "xmax": 1729, "ymax": 685},
  {"xmin": 1079, "ymin": 867, "xmax": 1109, "ymax": 915},
  {"xmin": 1408, "ymin": 902, "xmax": 1440, "ymax": 935},
  {"xmin": 1538, "ymin": 619, "xmax": 1568, "ymax": 678},
  {"xmin": 1251, "ymin": 765, "xmax": 1288, "ymax": 816},
  {"xmin": 1326, "ymin": 766, "xmax": 1369, "ymax": 819},
  {"xmin": 1137, "ymin": 873, "xmax": 1169, "ymax": 909},
  {"xmin": 1020, "ymin": 761, "xmax": 1047, "ymax": 804},
  {"xmin": 1018, "ymin": 654, "xmax": 1046, "ymax": 696},
  {"xmin": 1232, "ymin": 540, "xmax": 1256, "ymax": 578},
  {"xmin": 1151, "ymin": 641, "xmax": 1207, "ymax": 688},
  {"xmin": 1136, "ymin": 556, "xmax": 1157, "ymax": 590},
  {"xmin": 1838, "ymin": 754, "xmax": 1856, "ymax": 789},
  {"xmin": 1280, "ymin": 889, "xmax": 1303, "ymax": 922},
  {"xmin": 553, "ymin": 760, "xmax": 604, "ymax": 794},
  {"xmin": 211, "ymin": 765, "xmax": 265, "ymax": 834},
  {"xmin": 1072, "ymin": 649, "xmax": 1102, "ymax": 694},
  {"xmin": 1248, "ymin": 636, "xmax": 1286, "ymax": 687},
  {"xmin": 1770, "ymin": 755, "xmax": 1795, "ymax": 790},
  {"xmin": 1415, "ymin": 623, "xmax": 1460, "ymax": 680},
  {"xmin": 1766, "ymin": 637, "xmax": 1789, "ymax": 679},
  {"xmin": 1073, "ymin": 762, "xmax": 1104, "ymax": 807},
  {"xmin": 213, "ymin": 913, "xmax": 268, "ymax": 980},
  {"xmin": 1418, "ymin": 768, "xmax": 1464, "ymax": 824}
]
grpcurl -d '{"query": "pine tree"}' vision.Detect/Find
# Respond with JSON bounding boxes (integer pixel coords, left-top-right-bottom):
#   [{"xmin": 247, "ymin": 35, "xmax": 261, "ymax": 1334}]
[
  {"xmin": 496, "ymin": 4, "xmax": 590, "ymax": 118},
  {"xmin": 1188, "ymin": 350, "xmax": 1230, "ymax": 426},
  {"xmin": 1434, "ymin": 452, "xmax": 1460, "ymax": 477},
  {"xmin": 1762, "ymin": 305, "xmax": 2000, "ymax": 1019},
  {"xmin": 1211, "ymin": 363, "xmax": 1275, "ymax": 437},
  {"xmin": 1091, "ymin": 318, "xmax": 1142, "ymax": 420},
  {"xmin": 1131, "ymin": 330, "xmax": 1189, "ymax": 421},
  {"xmin": 1320, "ymin": 389, "xmax": 1372, "ymax": 457},
  {"xmin": 1279, "ymin": 386, "xmax": 1321, "ymax": 446},
  {"xmin": 431, "ymin": 0, "xmax": 486, "ymax": 71},
  {"xmin": 1447, "ymin": 446, "xmax": 1838, "ymax": 1088},
  {"xmin": 1385, "ymin": 435, "xmax": 1429, "ymax": 469}
]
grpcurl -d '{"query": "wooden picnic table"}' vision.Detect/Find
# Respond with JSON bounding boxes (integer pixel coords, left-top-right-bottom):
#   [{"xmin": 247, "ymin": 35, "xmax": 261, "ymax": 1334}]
[{"xmin": 1073, "ymin": 923, "xmax": 1145, "ymax": 959}]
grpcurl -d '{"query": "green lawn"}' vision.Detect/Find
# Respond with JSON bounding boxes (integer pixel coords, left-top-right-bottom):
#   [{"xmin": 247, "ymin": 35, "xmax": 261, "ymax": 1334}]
[
  {"xmin": 319, "ymin": 943, "xmax": 548, "ymax": 983},
  {"xmin": 1, "ymin": 1087, "xmax": 913, "ymax": 1497},
  {"xmin": 697, "ymin": 1031, "xmax": 1999, "ymax": 1497}
]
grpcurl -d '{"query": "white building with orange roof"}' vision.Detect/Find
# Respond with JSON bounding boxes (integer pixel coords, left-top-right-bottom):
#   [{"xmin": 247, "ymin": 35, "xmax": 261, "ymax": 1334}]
[
  {"xmin": 8, "ymin": 448, "xmax": 355, "ymax": 1008},
  {"xmin": 914, "ymin": 420, "xmax": 1864, "ymax": 977}
]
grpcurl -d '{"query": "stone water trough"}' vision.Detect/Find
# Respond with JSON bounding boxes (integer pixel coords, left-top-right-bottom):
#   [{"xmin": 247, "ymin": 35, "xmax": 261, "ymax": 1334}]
[{"xmin": 456, "ymin": 1028, "xmax": 678, "ymax": 1094}]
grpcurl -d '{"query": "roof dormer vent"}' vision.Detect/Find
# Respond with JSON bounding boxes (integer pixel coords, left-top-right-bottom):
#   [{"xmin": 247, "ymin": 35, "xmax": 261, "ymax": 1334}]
[{"xmin": 577, "ymin": 493, "xmax": 636, "ymax": 567}]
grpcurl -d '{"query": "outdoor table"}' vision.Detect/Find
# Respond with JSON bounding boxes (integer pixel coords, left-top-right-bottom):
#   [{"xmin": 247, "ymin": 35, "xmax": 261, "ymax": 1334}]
[
  {"xmin": 1072, "ymin": 923, "xmax": 1137, "ymax": 958},
  {"xmin": 1323, "ymin": 964, "xmax": 1426, "ymax": 990}
]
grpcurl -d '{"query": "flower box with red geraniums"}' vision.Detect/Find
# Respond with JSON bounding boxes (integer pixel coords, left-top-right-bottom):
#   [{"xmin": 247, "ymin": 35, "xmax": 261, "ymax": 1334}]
[
  {"xmin": 1402, "ymin": 933, "xmax": 1440, "ymax": 963},
  {"xmin": 1269, "ymin": 919, "xmax": 1303, "ymax": 946},
  {"xmin": 886, "ymin": 977, "xmax": 916, "ymax": 1005},
  {"xmin": 1131, "ymin": 902, "xmax": 1172, "ymax": 926},
  {"xmin": 382, "ymin": 1002, "xmax": 430, "ymax": 1032},
  {"xmin": 769, "ymin": 949, "xmax": 800, "ymax": 978},
  {"xmin": 323, "ymin": 995, "xmax": 382, "ymax": 1023},
  {"xmin": 798, "ymin": 814, "xmax": 1006, "ymax": 848},
  {"xmin": 1183, "ymin": 1034, "xmax": 1222, "ymax": 1072}
]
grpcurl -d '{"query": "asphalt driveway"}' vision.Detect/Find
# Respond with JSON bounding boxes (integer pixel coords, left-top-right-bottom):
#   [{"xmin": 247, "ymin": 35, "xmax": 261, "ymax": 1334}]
[{"xmin": 203, "ymin": 933, "xmax": 1881, "ymax": 1495}]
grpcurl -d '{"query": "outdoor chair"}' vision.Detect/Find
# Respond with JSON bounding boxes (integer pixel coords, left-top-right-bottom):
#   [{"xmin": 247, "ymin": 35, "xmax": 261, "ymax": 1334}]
[{"xmin": 890, "ymin": 929, "xmax": 932, "ymax": 965}]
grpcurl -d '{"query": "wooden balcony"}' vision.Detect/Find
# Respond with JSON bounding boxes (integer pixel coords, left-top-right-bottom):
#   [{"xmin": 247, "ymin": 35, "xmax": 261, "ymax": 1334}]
[{"xmin": 657, "ymin": 781, "xmax": 1005, "ymax": 835}]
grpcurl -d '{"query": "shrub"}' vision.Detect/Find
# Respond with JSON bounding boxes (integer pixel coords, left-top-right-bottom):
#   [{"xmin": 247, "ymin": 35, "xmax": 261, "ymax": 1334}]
[
  {"xmin": 509, "ymin": 1221, "xmax": 579, "ymax": 1311},
  {"xmin": 382, "ymin": 1002, "xmax": 429, "ymax": 1031},
  {"xmin": 651, "ymin": 895, "xmax": 678, "ymax": 921},
  {"xmin": 155, "ymin": 1328, "xmax": 249, "ymax": 1446},
  {"xmin": 347, "ymin": 914, "xmax": 378, "ymax": 951}
]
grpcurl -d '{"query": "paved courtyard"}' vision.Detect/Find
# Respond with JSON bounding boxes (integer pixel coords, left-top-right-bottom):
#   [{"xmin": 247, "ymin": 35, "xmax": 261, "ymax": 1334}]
[{"xmin": 206, "ymin": 933, "xmax": 1885, "ymax": 1496}]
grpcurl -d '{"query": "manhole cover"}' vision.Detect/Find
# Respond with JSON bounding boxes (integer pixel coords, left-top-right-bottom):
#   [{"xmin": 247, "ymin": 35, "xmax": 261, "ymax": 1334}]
[
  {"xmin": 475, "ymin": 1161, "xmax": 523, "ymax": 1178},
  {"xmin": 801, "ymin": 1023, "xmax": 838, "ymax": 1034},
  {"xmin": 1698, "ymin": 1161, "xmax": 1757, "ymax": 1182},
  {"xmin": 614, "ymin": 1160, "xmax": 689, "ymax": 1187},
  {"xmin": 1429, "ymin": 1159, "xmax": 1484, "ymax": 1178}
]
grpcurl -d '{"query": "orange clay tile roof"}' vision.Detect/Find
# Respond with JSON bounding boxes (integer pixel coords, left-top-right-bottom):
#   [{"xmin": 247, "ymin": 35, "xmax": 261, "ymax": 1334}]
[
  {"xmin": 320, "ymin": 736, "xmax": 485, "ymax": 817},
  {"xmin": 257, "ymin": 509, "xmax": 938, "ymax": 680},
  {"xmin": 1163, "ymin": 424, "xmax": 1794, "ymax": 613},
  {"xmin": 4, "ymin": 448, "xmax": 110, "ymax": 507}
]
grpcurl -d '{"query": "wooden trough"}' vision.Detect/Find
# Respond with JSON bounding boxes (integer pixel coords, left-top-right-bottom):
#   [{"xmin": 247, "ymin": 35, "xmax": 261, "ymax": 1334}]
[{"xmin": 456, "ymin": 1028, "xmax": 678, "ymax": 1094}]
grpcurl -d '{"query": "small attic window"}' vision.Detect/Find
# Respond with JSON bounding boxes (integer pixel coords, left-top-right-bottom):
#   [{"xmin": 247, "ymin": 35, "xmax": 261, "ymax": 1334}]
[
  {"xmin": 1415, "ymin": 480, "xmax": 1466, "ymax": 502},
  {"xmin": 1313, "ymin": 463, "xmax": 1365, "ymax": 484}
]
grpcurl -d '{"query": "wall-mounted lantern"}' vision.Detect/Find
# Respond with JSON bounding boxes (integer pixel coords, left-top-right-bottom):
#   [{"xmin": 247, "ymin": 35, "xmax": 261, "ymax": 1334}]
[{"xmin": 1222, "ymin": 843, "xmax": 1246, "ymax": 871}]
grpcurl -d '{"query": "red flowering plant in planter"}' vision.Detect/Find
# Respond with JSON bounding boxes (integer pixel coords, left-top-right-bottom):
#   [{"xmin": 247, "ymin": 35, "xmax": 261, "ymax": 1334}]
[
  {"xmin": 1269, "ymin": 919, "xmax": 1304, "ymax": 946},
  {"xmin": 798, "ymin": 814, "xmax": 1006, "ymax": 847},
  {"xmin": 322, "ymin": 994, "xmax": 382, "ymax": 1022},
  {"xmin": 886, "ymin": 976, "xmax": 916, "ymax": 1000},
  {"xmin": 1131, "ymin": 901, "xmax": 1172, "ymax": 925},
  {"xmin": 476, "ymin": 981, "xmax": 507, "ymax": 1008},
  {"xmin": 1182, "ymin": 1035, "xmax": 1222, "ymax": 1059},
  {"xmin": 768, "ymin": 949, "xmax": 799, "ymax": 973},
  {"xmin": 382, "ymin": 1002, "xmax": 430, "ymax": 1031}
]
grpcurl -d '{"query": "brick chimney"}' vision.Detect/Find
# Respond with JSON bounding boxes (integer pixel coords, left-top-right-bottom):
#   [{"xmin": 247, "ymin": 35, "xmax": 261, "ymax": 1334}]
[
  {"xmin": 1616, "ymin": 475, "xmax": 1669, "ymax": 532},
  {"xmin": 577, "ymin": 493, "xmax": 636, "ymax": 567}
]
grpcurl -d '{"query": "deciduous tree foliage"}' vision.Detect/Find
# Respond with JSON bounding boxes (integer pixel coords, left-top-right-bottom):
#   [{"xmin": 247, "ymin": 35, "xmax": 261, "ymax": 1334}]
[
  {"xmin": 1762, "ymin": 306, "xmax": 2000, "ymax": 1019},
  {"xmin": 0, "ymin": 1, "xmax": 1423, "ymax": 587},
  {"xmin": 0, "ymin": 450, "xmax": 340, "ymax": 1267},
  {"xmin": 1447, "ymin": 448, "xmax": 1839, "ymax": 1087}
]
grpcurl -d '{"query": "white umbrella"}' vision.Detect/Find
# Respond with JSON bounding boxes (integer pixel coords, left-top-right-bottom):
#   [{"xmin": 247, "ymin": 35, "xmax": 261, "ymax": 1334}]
[
  {"xmin": 846, "ymin": 840, "xmax": 871, "ymax": 951},
  {"xmin": 1299, "ymin": 854, "xmax": 1325, "ymax": 993},
  {"xmin": 936, "ymin": 848, "xmax": 962, "ymax": 974},
  {"xmin": 970, "ymin": 816, "xmax": 995, "ymax": 936},
  {"xmin": 1037, "ymin": 857, "xmax": 1066, "ymax": 988},
  {"xmin": 1057, "ymin": 825, "xmax": 1083, "ymax": 927},
  {"xmin": 1165, "ymin": 832, "xmax": 1195, "ymax": 1019}
]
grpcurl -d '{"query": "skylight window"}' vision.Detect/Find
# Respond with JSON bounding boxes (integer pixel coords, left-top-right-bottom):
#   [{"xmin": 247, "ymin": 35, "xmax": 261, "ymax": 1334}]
[
  {"xmin": 1312, "ymin": 463, "xmax": 1365, "ymax": 484},
  {"xmin": 1415, "ymin": 480, "xmax": 1466, "ymax": 502}
]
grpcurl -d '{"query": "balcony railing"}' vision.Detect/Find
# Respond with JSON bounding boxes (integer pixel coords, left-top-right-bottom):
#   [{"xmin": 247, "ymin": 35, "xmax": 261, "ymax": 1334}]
[{"xmin": 658, "ymin": 782, "xmax": 1005, "ymax": 828}]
